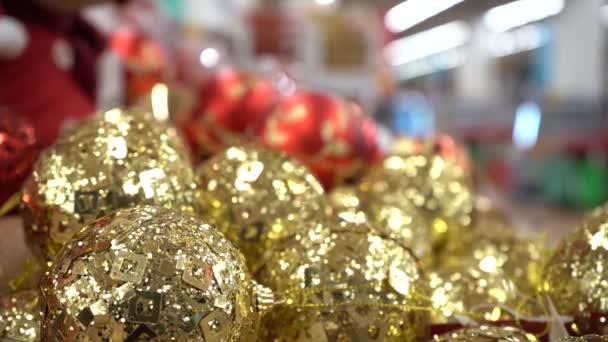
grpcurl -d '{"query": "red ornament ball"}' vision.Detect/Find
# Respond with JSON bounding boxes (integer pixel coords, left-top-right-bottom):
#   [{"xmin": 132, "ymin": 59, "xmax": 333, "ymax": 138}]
[
  {"xmin": 181, "ymin": 68, "xmax": 280, "ymax": 161},
  {"xmin": 256, "ymin": 91, "xmax": 377, "ymax": 189},
  {"xmin": 0, "ymin": 110, "xmax": 39, "ymax": 206}
]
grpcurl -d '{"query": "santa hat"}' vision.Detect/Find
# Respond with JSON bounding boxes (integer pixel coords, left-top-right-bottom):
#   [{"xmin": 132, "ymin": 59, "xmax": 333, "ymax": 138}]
[{"xmin": 0, "ymin": 5, "xmax": 28, "ymax": 59}]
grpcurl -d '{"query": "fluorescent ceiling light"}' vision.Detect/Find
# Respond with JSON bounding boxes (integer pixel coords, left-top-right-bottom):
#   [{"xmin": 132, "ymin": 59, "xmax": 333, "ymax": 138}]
[
  {"xmin": 488, "ymin": 24, "xmax": 549, "ymax": 57},
  {"xmin": 483, "ymin": 0, "xmax": 564, "ymax": 32},
  {"xmin": 385, "ymin": 21, "xmax": 471, "ymax": 66},
  {"xmin": 385, "ymin": 0, "xmax": 465, "ymax": 33}
]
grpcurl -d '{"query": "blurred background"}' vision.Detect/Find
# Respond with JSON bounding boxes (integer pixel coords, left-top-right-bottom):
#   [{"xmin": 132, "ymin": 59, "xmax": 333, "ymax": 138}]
[{"xmin": 5, "ymin": 0, "xmax": 608, "ymax": 238}]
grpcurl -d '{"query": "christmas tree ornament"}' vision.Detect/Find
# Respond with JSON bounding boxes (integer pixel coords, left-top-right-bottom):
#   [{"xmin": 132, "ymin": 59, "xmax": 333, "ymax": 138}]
[
  {"xmin": 40, "ymin": 206, "xmax": 262, "ymax": 341},
  {"xmin": 196, "ymin": 145, "xmax": 324, "ymax": 271},
  {"xmin": 325, "ymin": 186, "xmax": 366, "ymax": 221},
  {"xmin": 428, "ymin": 265, "xmax": 541, "ymax": 323},
  {"xmin": 430, "ymin": 217, "xmax": 545, "ymax": 322},
  {"xmin": 440, "ymin": 220, "xmax": 545, "ymax": 295},
  {"xmin": 433, "ymin": 325, "xmax": 537, "ymax": 341},
  {"xmin": 256, "ymin": 216, "xmax": 429, "ymax": 341},
  {"xmin": 358, "ymin": 151, "xmax": 474, "ymax": 255},
  {"xmin": 392, "ymin": 134, "xmax": 471, "ymax": 176},
  {"xmin": 543, "ymin": 204, "xmax": 608, "ymax": 334},
  {"xmin": 110, "ymin": 27, "xmax": 172, "ymax": 104},
  {"xmin": 182, "ymin": 69, "xmax": 279, "ymax": 161},
  {"xmin": 256, "ymin": 91, "xmax": 370, "ymax": 189},
  {"xmin": 0, "ymin": 111, "xmax": 39, "ymax": 208},
  {"xmin": 21, "ymin": 109, "xmax": 200, "ymax": 260},
  {"xmin": 0, "ymin": 290, "xmax": 40, "ymax": 342},
  {"xmin": 326, "ymin": 186, "xmax": 431, "ymax": 261}
]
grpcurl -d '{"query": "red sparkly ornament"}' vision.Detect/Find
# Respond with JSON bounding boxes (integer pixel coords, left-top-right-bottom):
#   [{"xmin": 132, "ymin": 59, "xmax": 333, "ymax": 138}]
[
  {"xmin": 256, "ymin": 91, "xmax": 376, "ymax": 189},
  {"xmin": 0, "ymin": 110, "xmax": 39, "ymax": 207},
  {"xmin": 181, "ymin": 68, "xmax": 280, "ymax": 161},
  {"xmin": 110, "ymin": 27, "xmax": 171, "ymax": 104}
]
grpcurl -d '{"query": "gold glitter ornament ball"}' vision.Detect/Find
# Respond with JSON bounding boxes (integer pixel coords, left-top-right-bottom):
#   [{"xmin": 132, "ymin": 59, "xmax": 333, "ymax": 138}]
[
  {"xmin": 326, "ymin": 186, "xmax": 431, "ymax": 261},
  {"xmin": 22, "ymin": 109, "xmax": 200, "ymax": 260},
  {"xmin": 358, "ymin": 152, "xmax": 474, "ymax": 255},
  {"xmin": 196, "ymin": 145, "xmax": 324, "ymax": 271},
  {"xmin": 40, "ymin": 206, "xmax": 261, "ymax": 342},
  {"xmin": 0, "ymin": 290, "xmax": 40, "ymax": 342},
  {"xmin": 440, "ymin": 220, "xmax": 545, "ymax": 295},
  {"xmin": 434, "ymin": 325, "xmax": 537, "ymax": 342},
  {"xmin": 256, "ymin": 216, "xmax": 429, "ymax": 341},
  {"xmin": 430, "ymin": 219, "xmax": 545, "ymax": 322},
  {"xmin": 543, "ymin": 204, "xmax": 608, "ymax": 334}
]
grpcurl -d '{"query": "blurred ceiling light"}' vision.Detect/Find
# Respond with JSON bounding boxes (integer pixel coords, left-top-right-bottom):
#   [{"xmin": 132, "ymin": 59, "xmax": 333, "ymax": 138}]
[
  {"xmin": 513, "ymin": 101, "xmax": 542, "ymax": 150},
  {"xmin": 483, "ymin": 0, "xmax": 564, "ymax": 32},
  {"xmin": 488, "ymin": 24, "xmax": 549, "ymax": 57},
  {"xmin": 385, "ymin": 0, "xmax": 465, "ymax": 33},
  {"xmin": 314, "ymin": 0, "xmax": 336, "ymax": 6},
  {"xmin": 385, "ymin": 21, "xmax": 470, "ymax": 66},
  {"xmin": 200, "ymin": 47, "xmax": 220, "ymax": 68}
]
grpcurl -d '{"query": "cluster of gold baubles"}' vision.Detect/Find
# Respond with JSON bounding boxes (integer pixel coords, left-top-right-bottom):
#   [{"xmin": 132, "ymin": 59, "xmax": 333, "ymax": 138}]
[{"xmin": 3, "ymin": 109, "xmax": 608, "ymax": 341}]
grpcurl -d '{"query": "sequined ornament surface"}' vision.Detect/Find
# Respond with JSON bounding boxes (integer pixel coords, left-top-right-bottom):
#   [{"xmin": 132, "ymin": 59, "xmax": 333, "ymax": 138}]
[
  {"xmin": 428, "ymin": 265, "xmax": 540, "ymax": 323},
  {"xmin": 182, "ymin": 69, "xmax": 279, "ymax": 161},
  {"xmin": 21, "ymin": 109, "xmax": 200, "ymax": 260},
  {"xmin": 256, "ymin": 216, "xmax": 429, "ymax": 341},
  {"xmin": 40, "ymin": 206, "xmax": 260, "ymax": 342},
  {"xmin": 196, "ymin": 145, "xmax": 324, "ymax": 271},
  {"xmin": 543, "ymin": 204, "xmax": 608, "ymax": 334},
  {"xmin": 358, "ymin": 152, "xmax": 474, "ymax": 256},
  {"xmin": 430, "ymin": 218, "xmax": 544, "ymax": 322},
  {"xmin": 0, "ymin": 290, "xmax": 40, "ymax": 342},
  {"xmin": 434, "ymin": 325, "xmax": 538, "ymax": 342},
  {"xmin": 0, "ymin": 111, "xmax": 39, "ymax": 207},
  {"xmin": 440, "ymin": 220, "xmax": 545, "ymax": 295}
]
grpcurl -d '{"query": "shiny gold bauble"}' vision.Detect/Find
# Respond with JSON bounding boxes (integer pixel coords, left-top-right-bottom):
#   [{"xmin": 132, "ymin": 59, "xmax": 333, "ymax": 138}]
[
  {"xmin": 256, "ymin": 216, "xmax": 429, "ymax": 341},
  {"xmin": 358, "ymin": 152, "xmax": 474, "ymax": 255},
  {"xmin": 433, "ymin": 325, "xmax": 537, "ymax": 341},
  {"xmin": 0, "ymin": 290, "xmax": 40, "ymax": 342},
  {"xmin": 21, "ymin": 109, "xmax": 200, "ymax": 260},
  {"xmin": 196, "ymin": 145, "xmax": 324, "ymax": 271},
  {"xmin": 40, "ymin": 206, "xmax": 260, "ymax": 341},
  {"xmin": 543, "ymin": 204, "xmax": 608, "ymax": 334},
  {"xmin": 440, "ymin": 219, "xmax": 545, "ymax": 295},
  {"xmin": 428, "ymin": 265, "xmax": 540, "ymax": 323},
  {"xmin": 327, "ymin": 186, "xmax": 431, "ymax": 261},
  {"xmin": 430, "ymin": 216, "xmax": 544, "ymax": 322}
]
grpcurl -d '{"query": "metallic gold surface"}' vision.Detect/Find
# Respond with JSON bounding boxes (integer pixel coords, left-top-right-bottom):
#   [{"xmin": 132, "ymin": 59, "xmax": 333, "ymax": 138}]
[
  {"xmin": 434, "ymin": 325, "xmax": 538, "ymax": 341},
  {"xmin": 40, "ymin": 206, "xmax": 260, "ymax": 342},
  {"xmin": 327, "ymin": 186, "xmax": 431, "ymax": 261},
  {"xmin": 256, "ymin": 216, "xmax": 429, "ymax": 341},
  {"xmin": 0, "ymin": 290, "xmax": 40, "ymax": 342},
  {"xmin": 21, "ymin": 109, "xmax": 200, "ymax": 260},
  {"xmin": 358, "ymin": 152, "xmax": 474, "ymax": 259},
  {"xmin": 196, "ymin": 145, "xmax": 325, "ymax": 271},
  {"xmin": 431, "ymin": 218, "xmax": 545, "ymax": 322},
  {"xmin": 543, "ymin": 204, "xmax": 608, "ymax": 334}
]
